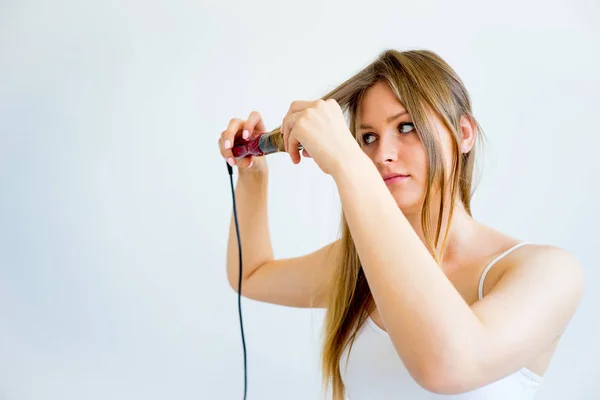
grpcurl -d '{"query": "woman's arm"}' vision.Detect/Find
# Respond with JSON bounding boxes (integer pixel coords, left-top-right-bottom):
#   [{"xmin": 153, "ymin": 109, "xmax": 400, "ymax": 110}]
[{"xmin": 330, "ymin": 151, "xmax": 584, "ymax": 394}]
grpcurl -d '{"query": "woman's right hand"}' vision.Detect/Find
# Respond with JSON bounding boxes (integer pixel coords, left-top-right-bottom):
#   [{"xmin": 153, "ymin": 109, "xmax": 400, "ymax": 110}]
[{"xmin": 218, "ymin": 111, "xmax": 269, "ymax": 174}]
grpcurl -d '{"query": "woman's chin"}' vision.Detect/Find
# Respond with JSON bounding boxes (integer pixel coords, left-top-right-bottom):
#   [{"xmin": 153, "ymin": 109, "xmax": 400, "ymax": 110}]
[{"xmin": 390, "ymin": 191, "xmax": 422, "ymax": 215}]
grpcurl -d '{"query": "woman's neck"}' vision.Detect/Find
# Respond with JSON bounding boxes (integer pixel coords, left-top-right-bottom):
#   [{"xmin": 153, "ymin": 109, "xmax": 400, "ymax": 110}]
[{"xmin": 403, "ymin": 200, "xmax": 479, "ymax": 265}]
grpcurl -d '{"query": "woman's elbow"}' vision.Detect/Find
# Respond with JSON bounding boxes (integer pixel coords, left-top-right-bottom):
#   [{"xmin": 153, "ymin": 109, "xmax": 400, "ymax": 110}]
[{"xmin": 412, "ymin": 356, "xmax": 480, "ymax": 395}]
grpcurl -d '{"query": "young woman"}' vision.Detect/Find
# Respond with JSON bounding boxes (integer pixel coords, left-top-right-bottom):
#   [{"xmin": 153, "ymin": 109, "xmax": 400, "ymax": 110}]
[{"xmin": 218, "ymin": 49, "xmax": 584, "ymax": 399}]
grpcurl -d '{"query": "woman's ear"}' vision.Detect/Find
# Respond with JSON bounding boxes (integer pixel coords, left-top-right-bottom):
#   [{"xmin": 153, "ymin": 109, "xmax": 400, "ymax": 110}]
[{"xmin": 459, "ymin": 115, "xmax": 476, "ymax": 154}]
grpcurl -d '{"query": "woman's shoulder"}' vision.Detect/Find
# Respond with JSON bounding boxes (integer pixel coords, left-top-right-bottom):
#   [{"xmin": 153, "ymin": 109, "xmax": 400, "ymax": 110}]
[
  {"xmin": 475, "ymin": 225, "xmax": 584, "ymax": 302},
  {"xmin": 502, "ymin": 242, "xmax": 584, "ymax": 287},
  {"xmin": 469, "ymin": 223, "xmax": 584, "ymax": 291},
  {"xmin": 506, "ymin": 242, "xmax": 578, "ymax": 265},
  {"xmin": 473, "ymin": 222, "xmax": 578, "ymax": 267}
]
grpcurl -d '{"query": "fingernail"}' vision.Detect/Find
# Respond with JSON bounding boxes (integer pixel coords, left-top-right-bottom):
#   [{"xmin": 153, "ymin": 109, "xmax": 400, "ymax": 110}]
[
  {"xmin": 248, "ymin": 160, "xmax": 253, "ymax": 168},
  {"xmin": 224, "ymin": 140, "xmax": 231, "ymax": 149},
  {"xmin": 243, "ymin": 130, "xmax": 249, "ymax": 140},
  {"xmin": 227, "ymin": 158, "xmax": 235, "ymax": 167}
]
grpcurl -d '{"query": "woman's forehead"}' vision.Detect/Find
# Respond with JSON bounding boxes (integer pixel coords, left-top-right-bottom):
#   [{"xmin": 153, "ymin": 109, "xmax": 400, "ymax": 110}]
[{"xmin": 357, "ymin": 82, "xmax": 407, "ymax": 123}]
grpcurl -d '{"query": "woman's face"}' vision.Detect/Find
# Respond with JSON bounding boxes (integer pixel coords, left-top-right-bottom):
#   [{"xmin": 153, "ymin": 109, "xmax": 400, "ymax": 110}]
[{"xmin": 356, "ymin": 81, "xmax": 458, "ymax": 215}]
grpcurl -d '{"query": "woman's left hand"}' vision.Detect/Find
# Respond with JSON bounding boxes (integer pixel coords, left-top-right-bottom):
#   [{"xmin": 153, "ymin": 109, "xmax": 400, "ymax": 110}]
[{"xmin": 281, "ymin": 99, "xmax": 360, "ymax": 176}]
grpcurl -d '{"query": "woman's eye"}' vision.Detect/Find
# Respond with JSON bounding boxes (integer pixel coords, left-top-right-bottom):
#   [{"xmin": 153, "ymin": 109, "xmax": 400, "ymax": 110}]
[
  {"xmin": 361, "ymin": 133, "xmax": 375, "ymax": 145},
  {"xmin": 399, "ymin": 122, "xmax": 415, "ymax": 134},
  {"xmin": 361, "ymin": 122, "xmax": 415, "ymax": 146}
]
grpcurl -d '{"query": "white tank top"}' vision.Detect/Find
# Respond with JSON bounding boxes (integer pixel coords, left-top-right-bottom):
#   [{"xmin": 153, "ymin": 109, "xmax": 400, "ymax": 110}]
[{"xmin": 339, "ymin": 242, "xmax": 543, "ymax": 399}]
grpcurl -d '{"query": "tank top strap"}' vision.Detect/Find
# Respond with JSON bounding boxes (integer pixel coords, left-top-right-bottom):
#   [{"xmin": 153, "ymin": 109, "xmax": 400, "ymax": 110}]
[{"xmin": 477, "ymin": 242, "xmax": 533, "ymax": 300}]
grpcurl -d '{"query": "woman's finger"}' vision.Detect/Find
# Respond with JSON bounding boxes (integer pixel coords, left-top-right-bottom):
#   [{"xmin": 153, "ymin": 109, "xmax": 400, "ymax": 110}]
[
  {"xmin": 282, "ymin": 101, "xmax": 314, "ymax": 152},
  {"xmin": 288, "ymin": 131, "xmax": 302, "ymax": 164},
  {"xmin": 282, "ymin": 112, "xmax": 301, "ymax": 155},
  {"xmin": 282, "ymin": 116, "xmax": 289, "ymax": 154},
  {"xmin": 220, "ymin": 118, "xmax": 244, "ymax": 165},
  {"xmin": 236, "ymin": 156, "xmax": 253, "ymax": 169},
  {"xmin": 287, "ymin": 100, "xmax": 318, "ymax": 115},
  {"xmin": 242, "ymin": 111, "xmax": 266, "ymax": 140}
]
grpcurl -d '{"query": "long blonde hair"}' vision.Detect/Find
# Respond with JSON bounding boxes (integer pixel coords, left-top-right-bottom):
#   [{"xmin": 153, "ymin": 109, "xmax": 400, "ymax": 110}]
[{"xmin": 266, "ymin": 49, "xmax": 484, "ymax": 399}]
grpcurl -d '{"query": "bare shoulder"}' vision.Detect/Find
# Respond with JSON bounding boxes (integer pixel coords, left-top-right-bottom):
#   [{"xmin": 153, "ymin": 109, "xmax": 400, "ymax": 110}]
[
  {"xmin": 488, "ymin": 242, "xmax": 585, "ymax": 317},
  {"xmin": 505, "ymin": 243, "xmax": 584, "ymax": 285},
  {"xmin": 472, "ymin": 222, "xmax": 584, "ymax": 295}
]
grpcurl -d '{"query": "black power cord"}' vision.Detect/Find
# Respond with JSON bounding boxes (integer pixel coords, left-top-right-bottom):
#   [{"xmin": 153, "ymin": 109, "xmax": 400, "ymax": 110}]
[{"xmin": 226, "ymin": 161, "xmax": 248, "ymax": 400}]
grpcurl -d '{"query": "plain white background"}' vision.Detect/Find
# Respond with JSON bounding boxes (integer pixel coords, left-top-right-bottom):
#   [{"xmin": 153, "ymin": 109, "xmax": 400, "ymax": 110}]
[{"xmin": 1, "ymin": 0, "xmax": 599, "ymax": 399}]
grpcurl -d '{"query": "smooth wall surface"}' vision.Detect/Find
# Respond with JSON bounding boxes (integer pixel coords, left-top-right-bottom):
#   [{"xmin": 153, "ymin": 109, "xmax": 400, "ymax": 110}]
[{"xmin": 1, "ymin": 1, "xmax": 598, "ymax": 399}]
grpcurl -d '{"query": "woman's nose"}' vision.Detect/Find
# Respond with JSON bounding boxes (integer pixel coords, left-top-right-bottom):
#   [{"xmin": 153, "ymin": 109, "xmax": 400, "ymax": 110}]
[{"xmin": 374, "ymin": 135, "xmax": 399, "ymax": 165}]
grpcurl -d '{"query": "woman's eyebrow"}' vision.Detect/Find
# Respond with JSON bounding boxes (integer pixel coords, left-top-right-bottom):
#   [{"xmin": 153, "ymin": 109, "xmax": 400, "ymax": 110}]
[{"xmin": 359, "ymin": 111, "xmax": 408, "ymax": 129}]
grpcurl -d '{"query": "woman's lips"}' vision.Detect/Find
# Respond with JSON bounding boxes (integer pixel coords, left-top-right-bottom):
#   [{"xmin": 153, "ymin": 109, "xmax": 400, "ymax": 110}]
[{"xmin": 384, "ymin": 174, "xmax": 410, "ymax": 184}]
